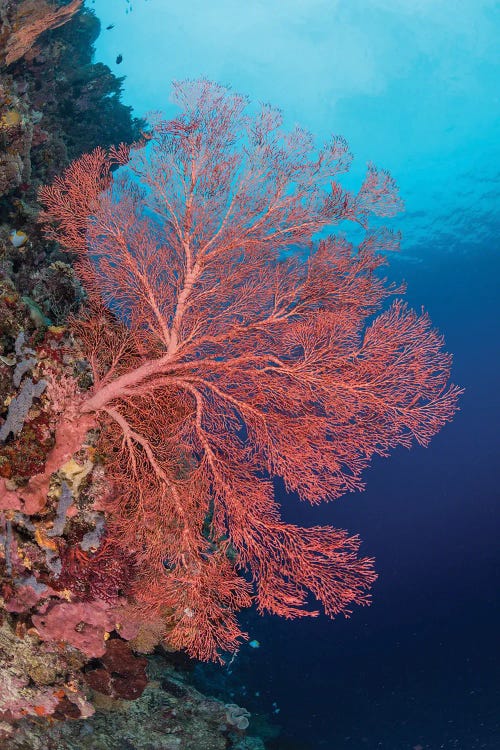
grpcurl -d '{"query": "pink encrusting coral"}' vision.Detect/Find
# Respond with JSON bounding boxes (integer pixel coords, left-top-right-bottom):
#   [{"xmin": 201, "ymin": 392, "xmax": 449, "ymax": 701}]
[
  {"xmin": 4, "ymin": 578, "xmax": 57, "ymax": 613},
  {"xmin": 31, "ymin": 599, "xmax": 116, "ymax": 658},
  {"xmin": 2, "ymin": 79, "xmax": 461, "ymax": 663},
  {"xmin": 0, "ymin": 671, "xmax": 60, "ymax": 720}
]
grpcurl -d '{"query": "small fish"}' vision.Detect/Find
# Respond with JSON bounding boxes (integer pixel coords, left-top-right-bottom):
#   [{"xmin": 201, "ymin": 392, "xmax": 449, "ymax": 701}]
[
  {"xmin": 106, "ymin": 24, "xmax": 114, "ymax": 30},
  {"xmin": 248, "ymin": 639, "xmax": 260, "ymax": 649},
  {"xmin": 9, "ymin": 229, "xmax": 28, "ymax": 248},
  {"xmin": 116, "ymin": 54, "xmax": 123, "ymax": 65}
]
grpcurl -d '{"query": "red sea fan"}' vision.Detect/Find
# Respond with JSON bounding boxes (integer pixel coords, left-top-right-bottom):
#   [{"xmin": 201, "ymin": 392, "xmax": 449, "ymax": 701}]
[
  {"xmin": 54, "ymin": 539, "xmax": 136, "ymax": 603},
  {"xmin": 2, "ymin": 79, "xmax": 462, "ymax": 661}
]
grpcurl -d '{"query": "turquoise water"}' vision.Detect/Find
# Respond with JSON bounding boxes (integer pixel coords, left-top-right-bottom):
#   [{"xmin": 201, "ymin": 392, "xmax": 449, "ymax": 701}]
[{"xmin": 88, "ymin": 0, "xmax": 499, "ymax": 264}]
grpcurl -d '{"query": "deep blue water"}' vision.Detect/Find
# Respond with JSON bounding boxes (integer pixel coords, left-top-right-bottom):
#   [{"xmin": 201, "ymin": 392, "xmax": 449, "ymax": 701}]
[
  {"xmin": 85, "ymin": 2, "xmax": 499, "ymax": 747},
  {"xmin": 248, "ymin": 247, "xmax": 499, "ymax": 748},
  {"xmin": 192, "ymin": 246, "xmax": 499, "ymax": 749}
]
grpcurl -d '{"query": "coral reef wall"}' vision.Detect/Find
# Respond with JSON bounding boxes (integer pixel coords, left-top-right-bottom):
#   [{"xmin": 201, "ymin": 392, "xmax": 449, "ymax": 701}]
[
  {"xmin": 0, "ymin": 4, "xmax": 268, "ymax": 746},
  {"xmin": 1, "ymin": 0, "xmax": 144, "ymax": 312}
]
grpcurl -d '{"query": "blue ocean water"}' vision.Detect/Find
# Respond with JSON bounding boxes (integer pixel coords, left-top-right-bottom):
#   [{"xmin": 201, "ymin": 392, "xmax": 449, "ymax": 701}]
[{"xmin": 85, "ymin": 2, "xmax": 499, "ymax": 747}]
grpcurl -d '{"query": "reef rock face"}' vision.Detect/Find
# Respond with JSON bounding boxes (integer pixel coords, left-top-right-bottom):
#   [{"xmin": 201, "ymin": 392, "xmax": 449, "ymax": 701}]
[
  {"xmin": 0, "ymin": 5, "xmax": 271, "ymax": 748},
  {"xmin": 0, "ymin": 656, "xmax": 265, "ymax": 750},
  {"xmin": 0, "ymin": 1, "xmax": 144, "ymax": 311}
]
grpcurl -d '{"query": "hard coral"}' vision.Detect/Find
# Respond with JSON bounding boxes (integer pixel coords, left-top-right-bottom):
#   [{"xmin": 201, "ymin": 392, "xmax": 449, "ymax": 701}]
[
  {"xmin": 0, "ymin": 88, "xmax": 32, "ymax": 198},
  {"xmin": 0, "ymin": 617, "xmax": 84, "ymax": 721},
  {"xmin": 0, "ymin": 670, "xmax": 59, "ymax": 721}
]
